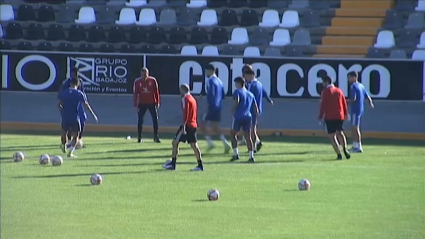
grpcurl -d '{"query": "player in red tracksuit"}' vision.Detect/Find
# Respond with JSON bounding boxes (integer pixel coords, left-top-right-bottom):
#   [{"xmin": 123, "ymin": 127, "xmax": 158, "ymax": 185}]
[
  {"xmin": 318, "ymin": 75, "xmax": 351, "ymax": 160},
  {"xmin": 133, "ymin": 67, "xmax": 161, "ymax": 143}
]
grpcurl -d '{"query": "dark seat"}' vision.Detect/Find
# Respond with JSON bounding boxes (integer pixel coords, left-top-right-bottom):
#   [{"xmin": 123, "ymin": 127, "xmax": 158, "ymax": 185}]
[
  {"xmin": 128, "ymin": 26, "xmax": 147, "ymax": 43},
  {"xmin": 107, "ymin": 26, "xmax": 126, "ymax": 43},
  {"xmin": 178, "ymin": 8, "xmax": 197, "ymax": 26},
  {"xmin": 310, "ymin": 0, "xmax": 330, "ymax": 9},
  {"xmin": 37, "ymin": 42, "xmax": 53, "ymax": 51},
  {"xmin": 383, "ymin": 10, "xmax": 404, "ymax": 29},
  {"xmin": 169, "ymin": 27, "xmax": 187, "ymax": 44},
  {"xmin": 210, "ymin": 27, "xmax": 228, "ymax": 44},
  {"xmin": 26, "ymin": 23, "xmax": 44, "ymax": 40},
  {"xmin": 79, "ymin": 43, "xmax": 94, "ymax": 52},
  {"xmin": 366, "ymin": 48, "xmax": 386, "ymax": 58},
  {"xmin": 208, "ymin": 0, "xmax": 227, "ymax": 8},
  {"xmin": 240, "ymin": 10, "xmax": 258, "ymax": 27},
  {"xmin": 249, "ymin": 28, "xmax": 269, "ymax": 45},
  {"xmin": 120, "ymin": 44, "xmax": 136, "ymax": 53},
  {"xmin": 38, "ymin": 5, "xmax": 56, "ymax": 22},
  {"xmin": 99, "ymin": 44, "xmax": 115, "ymax": 52},
  {"xmin": 5, "ymin": 22, "xmax": 23, "ymax": 40},
  {"xmin": 87, "ymin": 25, "xmax": 106, "ymax": 42},
  {"xmin": 17, "ymin": 5, "xmax": 36, "ymax": 21},
  {"xmin": 0, "ymin": 40, "xmax": 12, "ymax": 50},
  {"xmin": 397, "ymin": 29, "xmax": 419, "ymax": 48},
  {"xmin": 395, "ymin": 0, "xmax": 416, "ymax": 10},
  {"xmin": 47, "ymin": 24, "xmax": 65, "ymax": 41},
  {"xmin": 148, "ymin": 27, "xmax": 166, "ymax": 44},
  {"xmin": 160, "ymin": 45, "xmax": 177, "ymax": 54},
  {"xmin": 140, "ymin": 44, "xmax": 156, "ymax": 53},
  {"xmin": 189, "ymin": 27, "xmax": 208, "ymax": 44},
  {"xmin": 219, "ymin": 9, "xmax": 238, "ymax": 26},
  {"xmin": 58, "ymin": 42, "xmax": 75, "ymax": 51},
  {"xmin": 17, "ymin": 41, "xmax": 33, "ymax": 50},
  {"xmin": 301, "ymin": 11, "xmax": 320, "ymax": 27},
  {"xmin": 68, "ymin": 25, "xmax": 86, "ymax": 42},
  {"xmin": 249, "ymin": 0, "xmax": 267, "ymax": 8},
  {"xmin": 220, "ymin": 45, "xmax": 239, "ymax": 55},
  {"xmin": 228, "ymin": 0, "xmax": 247, "ymax": 7},
  {"xmin": 285, "ymin": 46, "xmax": 304, "ymax": 57},
  {"xmin": 97, "ymin": 7, "xmax": 117, "ymax": 24},
  {"xmin": 56, "ymin": 5, "xmax": 78, "ymax": 23}
]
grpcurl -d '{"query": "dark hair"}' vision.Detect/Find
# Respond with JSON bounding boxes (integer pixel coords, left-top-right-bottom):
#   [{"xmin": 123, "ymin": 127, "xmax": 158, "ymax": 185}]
[
  {"xmin": 242, "ymin": 64, "xmax": 253, "ymax": 73},
  {"xmin": 71, "ymin": 66, "xmax": 79, "ymax": 74},
  {"xmin": 243, "ymin": 68, "xmax": 255, "ymax": 75},
  {"xmin": 347, "ymin": 71, "xmax": 358, "ymax": 78},
  {"xmin": 234, "ymin": 76, "xmax": 245, "ymax": 85},
  {"xmin": 141, "ymin": 67, "xmax": 149, "ymax": 72},
  {"xmin": 321, "ymin": 75, "xmax": 333, "ymax": 84},
  {"xmin": 180, "ymin": 84, "xmax": 190, "ymax": 93},
  {"xmin": 70, "ymin": 77, "xmax": 79, "ymax": 86},
  {"xmin": 204, "ymin": 64, "xmax": 216, "ymax": 71}
]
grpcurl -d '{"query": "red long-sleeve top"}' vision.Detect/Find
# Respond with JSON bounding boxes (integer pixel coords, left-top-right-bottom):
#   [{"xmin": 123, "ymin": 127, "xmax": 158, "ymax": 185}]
[
  {"xmin": 181, "ymin": 93, "xmax": 198, "ymax": 128},
  {"xmin": 318, "ymin": 85, "xmax": 348, "ymax": 121},
  {"xmin": 133, "ymin": 76, "xmax": 160, "ymax": 107}
]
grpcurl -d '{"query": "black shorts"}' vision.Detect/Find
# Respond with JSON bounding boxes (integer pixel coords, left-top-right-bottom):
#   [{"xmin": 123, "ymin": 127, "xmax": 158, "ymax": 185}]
[
  {"xmin": 325, "ymin": 120, "xmax": 344, "ymax": 134},
  {"xmin": 174, "ymin": 125, "xmax": 197, "ymax": 143}
]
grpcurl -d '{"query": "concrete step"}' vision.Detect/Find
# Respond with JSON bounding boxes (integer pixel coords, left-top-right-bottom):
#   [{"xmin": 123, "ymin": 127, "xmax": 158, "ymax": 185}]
[
  {"xmin": 340, "ymin": 0, "xmax": 394, "ymax": 9},
  {"xmin": 322, "ymin": 36, "xmax": 375, "ymax": 46},
  {"xmin": 316, "ymin": 45, "xmax": 369, "ymax": 55},
  {"xmin": 326, "ymin": 27, "xmax": 378, "ymax": 36},
  {"xmin": 331, "ymin": 17, "xmax": 384, "ymax": 27},
  {"xmin": 335, "ymin": 8, "xmax": 387, "ymax": 17},
  {"xmin": 313, "ymin": 54, "xmax": 366, "ymax": 58}
]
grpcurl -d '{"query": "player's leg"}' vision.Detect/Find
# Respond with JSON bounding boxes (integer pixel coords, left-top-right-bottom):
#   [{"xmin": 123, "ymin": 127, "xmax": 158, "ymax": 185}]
[
  {"xmin": 200, "ymin": 112, "xmax": 215, "ymax": 149},
  {"xmin": 350, "ymin": 113, "xmax": 363, "ymax": 153},
  {"xmin": 243, "ymin": 119, "xmax": 255, "ymax": 162},
  {"xmin": 60, "ymin": 127, "xmax": 68, "ymax": 153},
  {"xmin": 335, "ymin": 120, "xmax": 351, "ymax": 159},
  {"xmin": 188, "ymin": 127, "xmax": 203, "ymax": 171},
  {"xmin": 230, "ymin": 119, "xmax": 240, "ymax": 161},
  {"xmin": 251, "ymin": 114, "xmax": 262, "ymax": 153},
  {"xmin": 325, "ymin": 120, "xmax": 343, "ymax": 159},
  {"xmin": 147, "ymin": 104, "xmax": 161, "ymax": 143},
  {"xmin": 137, "ymin": 104, "xmax": 148, "ymax": 143},
  {"xmin": 163, "ymin": 126, "xmax": 185, "ymax": 170},
  {"xmin": 67, "ymin": 121, "xmax": 81, "ymax": 158},
  {"xmin": 211, "ymin": 120, "xmax": 231, "ymax": 153},
  {"xmin": 66, "ymin": 131, "xmax": 72, "ymax": 144}
]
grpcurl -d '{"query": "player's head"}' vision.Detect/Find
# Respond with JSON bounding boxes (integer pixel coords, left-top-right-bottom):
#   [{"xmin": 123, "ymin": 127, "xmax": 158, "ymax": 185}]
[
  {"xmin": 141, "ymin": 67, "xmax": 149, "ymax": 78},
  {"xmin": 242, "ymin": 64, "xmax": 253, "ymax": 74},
  {"xmin": 70, "ymin": 77, "xmax": 80, "ymax": 88},
  {"xmin": 347, "ymin": 71, "xmax": 358, "ymax": 83},
  {"xmin": 234, "ymin": 76, "xmax": 245, "ymax": 89},
  {"xmin": 321, "ymin": 75, "xmax": 333, "ymax": 87},
  {"xmin": 71, "ymin": 66, "xmax": 79, "ymax": 78},
  {"xmin": 180, "ymin": 84, "xmax": 190, "ymax": 96},
  {"xmin": 204, "ymin": 64, "xmax": 216, "ymax": 77},
  {"xmin": 243, "ymin": 68, "xmax": 255, "ymax": 81}
]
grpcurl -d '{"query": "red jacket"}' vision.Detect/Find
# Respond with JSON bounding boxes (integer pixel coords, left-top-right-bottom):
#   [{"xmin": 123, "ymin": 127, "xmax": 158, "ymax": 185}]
[
  {"xmin": 133, "ymin": 76, "xmax": 160, "ymax": 107},
  {"xmin": 318, "ymin": 85, "xmax": 348, "ymax": 121},
  {"xmin": 181, "ymin": 93, "xmax": 198, "ymax": 128}
]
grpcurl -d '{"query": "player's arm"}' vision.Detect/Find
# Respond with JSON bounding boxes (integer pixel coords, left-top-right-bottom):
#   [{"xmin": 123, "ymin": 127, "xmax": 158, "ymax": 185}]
[
  {"xmin": 349, "ymin": 86, "xmax": 357, "ymax": 104},
  {"xmin": 262, "ymin": 88, "xmax": 273, "ymax": 104},
  {"xmin": 341, "ymin": 93, "xmax": 349, "ymax": 120},
  {"xmin": 57, "ymin": 99, "xmax": 63, "ymax": 111},
  {"xmin": 231, "ymin": 91, "xmax": 239, "ymax": 114},
  {"xmin": 252, "ymin": 98, "xmax": 259, "ymax": 115},
  {"xmin": 182, "ymin": 98, "xmax": 190, "ymax": 133},
  {"xmin": 365, "ymin": 90, "xmax": 374, "ymax": 108},
  {"xmin": 133, "ymin": 79, "xmax": 140, "ymax": 109},
  {"xmin": 318, "ymin": 91, "xmax": 326, "ymax": 121},
  {"xmin": 206, "ymin": 80, "xmax": 215, "ymax": 107},
  {"xmin": 153, "ymin": 78, "xmax": 160, "ymax": 108},
  {"xmin": 82, "ymin": 93, "xmax": 98, "ymax": 122}
]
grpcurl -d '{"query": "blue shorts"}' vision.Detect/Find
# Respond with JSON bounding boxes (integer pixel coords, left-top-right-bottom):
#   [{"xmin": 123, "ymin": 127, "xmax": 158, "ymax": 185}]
[
  {"xmin": 202, "ymin": 108, "xmax": 221, "ymax": 122},
  {"xmin": 61, "ymin": 119, "xmax": 81, "ymax": 133},
  {"xmin": 232, "ymin": 117, "xmax": 252, "ymax": 132},
  {"xmin": 350, "ymin": 112, "xmax": 363, "ymax": 126}
]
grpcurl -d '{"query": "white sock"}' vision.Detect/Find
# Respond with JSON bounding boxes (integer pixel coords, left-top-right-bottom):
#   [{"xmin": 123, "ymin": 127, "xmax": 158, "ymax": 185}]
[
  {"xmin": 70, "ymin": 146, "xmax": 76, "ymax": 153},
  {"xmin": 249, "ymin": 151, "xmax": 254, "ymax": 158},
  {"xmin": 219, "ymin": 135, "xmax": 230, "ymax": 146},
  {"xmin": 352, "ymin": 142, "xmax": 356, "ymax": 148},
  {"xmin": 357, "ymin": 142, "xmax": 362, "ymax": 149},
  {"xmin": 233, "ymin": 148, "xmax": 239, "ymax": 156},
  {"xmin": 205, "ymin": 136, "xmax": 213, "ymax": 145}
]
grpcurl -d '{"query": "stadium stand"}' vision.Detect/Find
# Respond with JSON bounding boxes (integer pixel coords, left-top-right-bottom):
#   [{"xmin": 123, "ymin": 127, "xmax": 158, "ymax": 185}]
[{"xmin": 0, "ymin": 0, "xmax": 424, "ymax": 59}]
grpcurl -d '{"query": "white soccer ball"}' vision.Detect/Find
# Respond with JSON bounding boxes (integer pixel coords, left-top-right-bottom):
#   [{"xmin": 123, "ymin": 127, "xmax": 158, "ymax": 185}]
[
  {"xmin": 90, "ymin": 174, "xmax": 103, "ymax": 185},
  {"xmin": 13, "ymin": 152, "xmax": 25, "ymax": 162},
  {"xmin": 207, "ymin": 189, "xmax": 220, "ymax": 201},
  {"xmin": 298, "ymin": 179, "xmax": 311, "ymax": 191},
  {"xmin": 39, "ymin": 154, "xmax": 50, "ymax": 165},
  {"xmin": 51, "ymin": 156, "xmax": 63, "ymax": 166},
  {"xmin": 75, "ymin": 140, "xmax": 83, "ymax": 149}
]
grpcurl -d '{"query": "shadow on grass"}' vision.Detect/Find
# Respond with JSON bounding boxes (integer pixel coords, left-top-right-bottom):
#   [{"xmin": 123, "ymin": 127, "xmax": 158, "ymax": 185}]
[
  {"xmin": 13, "ymin": 169, "xmax": 167, "ymax": 179},
  {"xmin": 75, "ymin": 184, "xmax": 92, "ymax": 187},
  {"xmin": 283, "ymin": 189, "xmax": 300, "ymax": 192},
  {"xmin": 192, "ymin": 199, "xmax": 209, "ymax": 202}
]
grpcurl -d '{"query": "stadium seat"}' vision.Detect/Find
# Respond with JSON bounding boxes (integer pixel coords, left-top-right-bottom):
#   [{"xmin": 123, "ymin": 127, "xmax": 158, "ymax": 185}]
[
  {"xmin": 58, "ymin": 42, "xmax": 75, "ymax": 51},
  {"xmin": 160, "ymin": 45, "xmax": 177, "ymax": 54},
  {"xmin": 37, "ymin": 42, "xmax": 53, "ymax": 51},
  {"xmin": 397, "ymin": 30, "xmax": 418, "ymax": 48},
  {"xmin": 126, "ymin": 0, "xmax": 147, "ymax": 7},
  {"xmin": 202, "ymin": 45, "xmax": 219, "ymax": 56},
  {"xmin": 75, "ymin": 6, "xmax": 96, "ymax": 24},
  {"xmin": 229, "ymin": 0, "xmax": 247, "ymax": 8},
  {"xmin": 383, "ymin": 10, "xmax": 403, "ymax": 29},
  {"xmin": 417, "ymin": 32, "xmax": 425, "ymax": 48},
  {"xmin": 180, "ymin": 45, "xmax": 198, "ymax": 55},
  {"xmin": 147, "ymin": 27, "xmax": 166, "ymax": 43},
  {"xmin": 26, "ymin": 23, "xmax": 44, "ymax": 40},
  {"xmin": 249, "ymin": 28, "xmax": 269, "ymax": 45},
  {"xmin": 0, "ymin": 4, "xmax": 14, "ymax": 21},
  {"xmin": 219, "ymin": 9, "xmax": 238, "ymax": 26},
  {"xmin": 228, "ymin": 28, "xmax": 249, "ymax": 45},
  {"xmin": 285, "ymin": 46, "xmax": 303, "ymax": 57},
  {"xmin": 57, "ymin": 6, "xmax": 77, "ymax": 23},
  {"xmin": 405, "ymin": 13, "xmax": 425, "ymax": 29},
  {"xmin": 289, "ymin": 0, "xmax": 309, "ymax": 9},
  {"xmin": 268, "ymin": 0, "xmax": 288, "ymax": 8},
  {"xmin": 210, "ymin": 27, "xmax": 228, "ymax": 44},
  {"xmin": 88, "ymin": 25, "xmax": 106, "ymax": 42},
  {"xmin": 292, "ymin": 29, "xmax": 311, "ymax": 46},
  {"xmin": 121, "ymin": 44, "xmax": 136, "ymax": 53},
  {"xmin": 243, "ymin": 46, "xmax": 261, "ymax": 57},
  {"xmin": 280, "ymin": 10, "xmax": 300, "ymax": 28},
  {"xmin": 87, "ymin": 0, "xmax": 108, "ymax": 4},
  {"xmin": 0, "ymin": 24, "xmax": 3, "ymax": 39},
  {"xmin": 189, "ymin": 27, "xmax": 208, "ymax": 44},
  {"xmin": 240, "ymin": 10, "xmax": 258, "ymax": 27},
  {"xmin": 207, "ymin": 0, "xmax": 227, "ymax": 7},
  {"xmin": 158, "ymin": 8, "xmax": 177, "ymax": 25},
  {"xmin": 99, "ymin": 44, "xmax": 115, "ymax": 52},
  {"xmin": 220, "ymin": 45, "xmax": 239, "ymax": 55},
  {"xmin": 147, "ymin": 0, "xmax": 166, "ymax": 7},
  {"xmin": 140, "ymin": 44, "xmax": 156, "ymax": 53},
  {"xmin": 178, "ymin": 8, "xmax": 197, "ymax": 26},
  {"xmin": 97, "ymin": 7, "xmax": 116, "ymax": 24},
  {"xmin": 115, "ymin": 8, "xmax": 137, "ymax": 25},
  {"xmin": 270, "ymin": 29, "xmax": 290, "ymax": 46},
  {"xmin": 47, "ymin": 24, "xmax": 65, "ymax": 41},
  {"xmin": 366, "ymin": 48, "xmax": 386, "ymax": 58},
  {"xmin": 17, "ymin": 4, "xmax": 35, "ymax": 21},
  {"xmin": 389, "ymin": 49, "xmax": 407, "ymax": 59},
  {"xmin": 197, "ymin": 9, "xmax": 218, "ymax": 26},
  {"xmin": 128, "ymin": 26, "xmax": 147, "ymax": 43},
  {"xmin": 411, "ymin": 49, "xmax": 425, "ymax": 60},
  {"xmin": 38, "ymin": 5, "xmax": 55, "ymax": 22},
  {"xmin": 68, "ymin": 25, "xmax": 86, "ymax": 42},
  {"xmin": 5, "ymin": 23, "xmax": 23, "ymax": 40},
  {"xmin": 259, "ymin": 10, "xmax": 280, "ymax": 27},
  {"xmin": 79, "ymin": 43, "xmax": 94, "ymax": 52},
  {"xmin": 169, "ymin": 27, "xmax": 187, "ymax": 44},
  {"xmin": 416, "ymin": 0, "xmax": 425, "ymax": 11},
  {"xmin": 301, "ymin": 10, "xmax": 320, "ymax": 27},
  {"xmin": 166, "ymin": 0, "xmax": 187, "ymax": 7},
  {"xmin": 187, "ymin": 0, "xmax": 207, "ymax": 8},
  {"xmin": 17, "ymin": 41, "xmax": 33, "ymax": 51},
  {"xmin": 67, "ymin": 0, "xmax": 87, "ymax": 4},
  {"xmin": 107, "ymin": 0, "xmax": 126, "ymax": 5},
  {"xmin": 310, "ymin": 0, "xmax": 329, "ymax": 9},
  {"xmin": 373, "ymin": 30, "xmax": 395, "ymax": 48},
  {"xmin": 249, "ymin": 0, "xmax": 267, "ymax": 8},
  {"xmin": 0, "ymin": 40, "xmax": 11, "ymax": 49},
  {"xmin": 136, "ymin": 8, "xmax": 157, "ymax": 26},
  {"xmin": 107, "ymin": 26, "xmax": 126, "ymax": 43},
  {"xmin": 395, "ymin": 0, "xmax": 416, "ymax": 10},
  {"xmin": 264, "ymin": 47, "xmax": 281, "ymax": 57}
]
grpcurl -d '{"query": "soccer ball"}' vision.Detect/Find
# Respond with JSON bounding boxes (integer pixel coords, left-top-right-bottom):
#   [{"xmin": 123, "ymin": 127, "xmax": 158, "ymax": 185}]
[
  {"xmin": 298, "ymin": 179, "xmax": 311, "ymax": 191},
  {"xmin": 90, "ymin": 174, "xmax": 103, "ymax": 185},
  {"xmin": 13, "ymin": 152, "xmax": 25, "ymax": 162},
  {"xmin": 207, "ymin": 189, "xmax": 220, "ymax": 201},
  {"xmin": 51, "ymin": 156, "xmax": 63, "ymax": 166},
  {"xmin": 75, "ymin": 140, "xmax": 83, "ymax": 149},
  {"xmin": 39, "ymin": 154, "xmax": 50, "ymax": 165}
]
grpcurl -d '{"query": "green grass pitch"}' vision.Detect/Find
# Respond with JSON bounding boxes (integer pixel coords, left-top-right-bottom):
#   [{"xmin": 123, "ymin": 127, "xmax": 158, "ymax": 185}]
[{"xmin": 1, "ymin": 132, "xmax": 424, "ymax": 239}]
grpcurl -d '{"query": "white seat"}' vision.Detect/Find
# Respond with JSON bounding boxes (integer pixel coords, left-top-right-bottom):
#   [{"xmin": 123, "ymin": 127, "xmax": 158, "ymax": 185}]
[
  {"xmin": 259, "ymin": 9, "xmax": 280, "ymax": 27},
  {"xmin": 136, "ymin": 8, "xmax": 157, "ymax": 25},
  {"xmin": 186, "ymin": 0, "xmax": 207, "ymax": 8},
  {"xmin": 417, "ymin": 32, "xmax": 425, "ymax": 48},
  {"xmin": 74, "ymin": 6, "xmax": 96, "ymax": 24},
  {"xmin": 0, "ymin": 24, "xmax": 3, "ymax": 38},
  {"xmin": 126, "ymin": 0, "xmax": 147, "ymax": 7},
  {"xmin": 0, "ymin": 4, "xmax": 14, "ymax": 21},
  {"xmin": 412, "ymin": 50, "xmax": 425, "ymax": 60},
  {"xmin": 197, "ymin": 9, "xmax": 218, "ymax": 26},
  {"xmin": 269, "ymin": 29, "xmax": 291, "ymax": 46},
  {"xmin": 202, "ymin": 46, "xmax": 219, "ymax": 56},
  {"xmin": 228, "ymin": 28, "xmax": 249, "ymax": 45},
  {"xmin": 243, "ymin": 46, "xmax": 261, "ymax": 57},
  {"xmin": 279, "ymin": 10, "xmax": 300, "ymax": 28},
  {"xmin": 115, "ymin": 8, "xmax": 137, "ymax": 25},
  {"xmin": 181, "ymin": 46, "xmax": 198, "ymax": 55},
  {"xmin": 373, "ymin": 30, "xmax": 395, "ymax": 48},
  {"xmin": 415, "ymin": 0, "xmax": 425, "ymax": 11}
]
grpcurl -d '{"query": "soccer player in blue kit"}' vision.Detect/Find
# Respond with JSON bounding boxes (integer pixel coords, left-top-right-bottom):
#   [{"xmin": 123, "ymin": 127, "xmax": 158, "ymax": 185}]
[
  {"xmin": 230, "ymin": 77, "xmax": 259, "ymax": 163},
  {"xmin": 347, "ymin": 71, "xmax": 374, "ymax": 153},
  {"xmin": 243, "ymin": 68, "xmax": 273, "ymax": 152},
  {"xmin": 199, "ymin": 64, "xmax": 232, "ymax": 153},
  {"xmin": 58, "ymin": 77, "xmax": 98, "ymax": 158}
]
